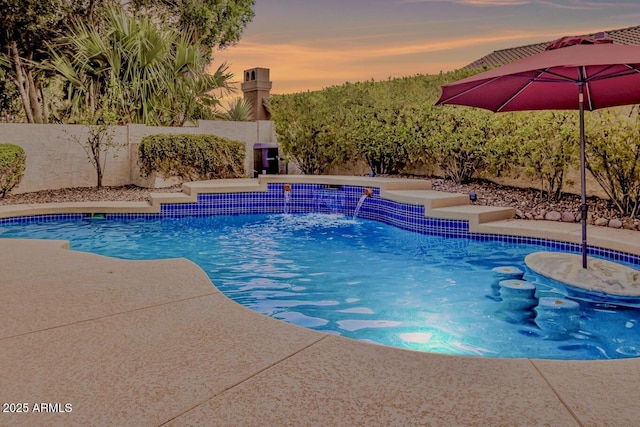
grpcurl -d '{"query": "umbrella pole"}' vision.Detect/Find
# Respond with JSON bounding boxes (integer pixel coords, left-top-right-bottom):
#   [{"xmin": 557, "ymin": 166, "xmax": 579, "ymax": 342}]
[{"xmin": 579, "ymin": 84, "xmax": 588, "ymax": 269}]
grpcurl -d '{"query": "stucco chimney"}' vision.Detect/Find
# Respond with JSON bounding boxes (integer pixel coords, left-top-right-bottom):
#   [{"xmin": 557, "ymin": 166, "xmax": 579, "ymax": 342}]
[{"xmin": 241, "ymin": 67, "xmax": 272, "ymax": 121}]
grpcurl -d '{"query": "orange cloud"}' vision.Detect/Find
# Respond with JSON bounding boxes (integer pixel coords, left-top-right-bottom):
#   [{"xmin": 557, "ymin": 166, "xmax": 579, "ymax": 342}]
[
  {"xmin": 214, "ymin": 31, "xmax": 530, "ymax": 93},
  {"xmin": 212, "ymin": 23, "xmax": 634, "ymax": 95}
]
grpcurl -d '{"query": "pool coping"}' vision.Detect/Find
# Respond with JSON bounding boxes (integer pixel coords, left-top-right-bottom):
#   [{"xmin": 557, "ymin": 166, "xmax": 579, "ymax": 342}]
[{"xmin": 1, "ymin": 175, "xmax": 640, "ymax": 425}]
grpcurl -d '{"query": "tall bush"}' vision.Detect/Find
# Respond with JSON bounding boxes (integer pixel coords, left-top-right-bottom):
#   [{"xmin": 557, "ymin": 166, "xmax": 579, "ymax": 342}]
[
  {"xmin": 269, "ymin": 75, "xmax": 454, "ymax": 176},
  {"xmin": 269, "ymin": 91, "xmax": 352, "ymax": 174},
  {"xmin": 343, "ymin": 80, "xmax": 416, "ymax": 175},
  {"xmin": 138, "ymin": 134, "xmax": 245, "ymax": 180},
  {"xmin": 586, "ymin": 107, "xmax": 640, "ymax": 217},
  {"xmin": 424, "ymin": 106, "xmax": 496, "ymax": 184},
  {"xmin": 0, "ymin": 143, "xmax": 26, "ymax": 197},
  {"xmin": 508, "ymin": 111, "xmax": 577, "ymax": 200},
  {"xmin": 269, "ymin": 68, "xmax": 639, "ymax": 208}
]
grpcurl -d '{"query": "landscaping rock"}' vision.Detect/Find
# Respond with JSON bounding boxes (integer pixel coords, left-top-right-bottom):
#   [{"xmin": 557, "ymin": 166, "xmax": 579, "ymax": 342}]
[
  {"xmin": 427, "ymin": 178, "xmax": 637, "ymax": 232},
  {"xmin": 561, "ymin": 212, "xmax": 576, "ymax": 222},
  {"xmin": 608, "ymin": 218, "xmax": 623, "ymax": 229},
  {"xmin": 545, "ymin": 211, "xmax": 562, "ymax": 221},
  {"xmin": 594, "ymin": 217, "xmax": 609, "ymax": 227}
]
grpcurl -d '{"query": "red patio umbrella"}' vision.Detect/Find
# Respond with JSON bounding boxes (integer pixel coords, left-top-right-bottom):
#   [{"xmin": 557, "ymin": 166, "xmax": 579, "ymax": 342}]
[{"xmin": 436, "ymin": 35, "xmax": 640, "ymax": 268}]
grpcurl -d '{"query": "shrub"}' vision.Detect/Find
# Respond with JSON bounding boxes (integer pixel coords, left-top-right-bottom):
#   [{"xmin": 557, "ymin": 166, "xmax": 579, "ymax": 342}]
[
  {"xmin": 424, "ymin": 106, "xmax": 496, "ymax": 184},
  {"xmin": 344, "ymin": 81, "xmax": 414, "ymax": 175},
  {"xmin": 586, "ymin": 107, "xmax": 640, "ymax": 217},
  {"xmin": 269, "ymin": 91, "xmax": 353, "ymax": 175},
  {"xmin": 0, "ymin": 144, "xmax": 26, "ymax": 198},
  {"xmin": 506, "ymin": 111, "xmax": 577, "ymax": 200},
  {"xmin": 138, "ymin": 134, "xmax": 246, "ymax": 180},
  {"xmin": 350, "ymin": 110, "xmax": 412, "ymax": 175}
]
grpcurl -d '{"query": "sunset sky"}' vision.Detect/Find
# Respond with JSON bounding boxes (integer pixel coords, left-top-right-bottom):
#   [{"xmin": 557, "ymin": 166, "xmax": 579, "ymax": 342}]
[{"xmin": 213, "ymin": 0, "xmax": 640, "ymax": 98}]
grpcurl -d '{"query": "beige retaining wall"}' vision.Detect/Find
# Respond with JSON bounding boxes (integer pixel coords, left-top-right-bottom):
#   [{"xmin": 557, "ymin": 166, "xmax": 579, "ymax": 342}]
[{"xmin": 0, "ymin": 120, "xmax": 275, "ymax": 194}]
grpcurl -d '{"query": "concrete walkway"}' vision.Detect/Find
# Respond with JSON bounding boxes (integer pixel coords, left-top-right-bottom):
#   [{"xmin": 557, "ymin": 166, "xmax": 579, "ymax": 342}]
[{"xmin": 1, "ymin": 176, "xmax": 640, "ymax": 426}]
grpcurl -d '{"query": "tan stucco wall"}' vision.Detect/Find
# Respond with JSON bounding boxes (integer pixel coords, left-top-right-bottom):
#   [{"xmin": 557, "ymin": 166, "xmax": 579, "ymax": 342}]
[
  {"xmin": 0, "ymin": 120, "xmax": 275, "ymax": 194},
  {"xmin": 0, "ymin": 123, "xmax": 131, "ymax": 193}
]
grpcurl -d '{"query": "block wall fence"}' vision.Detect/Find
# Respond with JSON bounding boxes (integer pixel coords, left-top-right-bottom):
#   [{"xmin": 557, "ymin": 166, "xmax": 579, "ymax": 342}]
[
  {"xmin": 0, "ymin": 119, "xmax": 609, "ymax": 199},
  {"xmin": 0, "ymin": 120, "xmax": 275, "ymax": 194}
]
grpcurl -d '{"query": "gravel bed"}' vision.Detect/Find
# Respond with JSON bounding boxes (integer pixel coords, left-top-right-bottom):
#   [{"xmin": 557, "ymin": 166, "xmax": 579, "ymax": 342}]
[
  {"xmin": 430, "ymin": 178, "xmax": 639, "ymax": 231},
  {"xmin": 0, "ymin": 185, "xmax": 182, "ymax": 205}
]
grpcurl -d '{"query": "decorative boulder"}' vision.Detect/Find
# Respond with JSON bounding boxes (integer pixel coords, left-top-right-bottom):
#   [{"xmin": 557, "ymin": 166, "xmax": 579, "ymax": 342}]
[
  {"xmin": 594, "ymin": 217, "xmax": 609, "ymax": 227},
  {"xmin": 544, "ymin": 211, "xmax": 562, "ymax": 221},
  {"xmin": 608, "ymin": 219, "xmax": 623, "ymax": 229}
]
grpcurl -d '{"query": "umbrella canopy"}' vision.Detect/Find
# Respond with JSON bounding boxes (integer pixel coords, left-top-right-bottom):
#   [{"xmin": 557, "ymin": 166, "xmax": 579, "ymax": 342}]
[
  {"xmin": 437, "ymin": 42, "xmax": 640, "ymax": 112},
  {"xmin": 436, "ymin": 36, "xmax": 640, "ymax": 268}
]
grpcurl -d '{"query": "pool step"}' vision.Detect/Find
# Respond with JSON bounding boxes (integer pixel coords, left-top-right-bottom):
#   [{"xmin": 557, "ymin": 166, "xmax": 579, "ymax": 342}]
[
  {"xmin": 382, "ymin": 189, "xmax": 515, "ymax": 230},
  {"xmin": 430, "ymin": 205, "xmax": 516, "ymax": 229},
  {"xmin": 381, "ymin": 189, "xmax": 469, "ymax": 209}
]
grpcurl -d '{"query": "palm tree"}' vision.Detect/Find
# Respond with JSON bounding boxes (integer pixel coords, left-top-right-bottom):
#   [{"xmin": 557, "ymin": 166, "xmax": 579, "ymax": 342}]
[
  {"xmin": 218, "ymin": 96, "xmax": 252, "ymax": 121},
  {"xmin": 47, "ymin": 6, "xmax": 232, "ymax": 126}
]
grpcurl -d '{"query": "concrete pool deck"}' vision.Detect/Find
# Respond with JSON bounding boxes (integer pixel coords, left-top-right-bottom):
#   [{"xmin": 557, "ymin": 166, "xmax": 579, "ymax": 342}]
[{"xmin": 1, "ymin": 176, "xmax": 640, "ymax": 426}]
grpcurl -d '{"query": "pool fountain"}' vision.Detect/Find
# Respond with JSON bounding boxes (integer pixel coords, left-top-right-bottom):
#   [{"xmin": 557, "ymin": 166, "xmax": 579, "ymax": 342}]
[
  {"xmin": 352, "ymin": 188, "xmax": 373, "ymax": 219},
  {"xmin": 283, "ymin": 183, "xmax": 292, "ymax": 214}
]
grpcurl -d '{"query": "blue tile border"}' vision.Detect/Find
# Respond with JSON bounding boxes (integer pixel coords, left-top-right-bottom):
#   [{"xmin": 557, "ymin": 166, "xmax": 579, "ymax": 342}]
[
  {"xmin": 0, "ymin": 213, "xmax": 86, "ymax": 224},
  {"xmin": 1, "ymin": 183, "xmax": 639, "ymax": 267}
]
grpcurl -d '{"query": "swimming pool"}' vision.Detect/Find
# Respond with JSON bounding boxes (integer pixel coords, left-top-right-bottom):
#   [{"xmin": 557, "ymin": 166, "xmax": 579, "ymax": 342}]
[{"xmin": 2, "ymin": 211, "xmax": 639, "ymax": 360}]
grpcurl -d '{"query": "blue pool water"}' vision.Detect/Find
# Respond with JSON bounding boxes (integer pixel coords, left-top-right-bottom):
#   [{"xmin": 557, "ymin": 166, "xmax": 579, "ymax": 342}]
[{"xmin": 2, "ymin": 213, "xmax": 639, "ymax": 360}]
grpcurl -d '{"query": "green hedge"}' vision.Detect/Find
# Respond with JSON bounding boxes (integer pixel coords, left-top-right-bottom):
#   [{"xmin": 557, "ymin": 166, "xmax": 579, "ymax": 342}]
[
  {"xmin": 0, "ymin": 143, "xmax": 26, "ymax": 198},
  {"xmin": 138, "ymin": 134, "xmax": 246, "ymax": 180}
]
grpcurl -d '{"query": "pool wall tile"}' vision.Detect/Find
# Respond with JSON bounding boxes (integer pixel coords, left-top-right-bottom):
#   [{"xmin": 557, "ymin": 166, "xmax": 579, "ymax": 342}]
[{"xmin": 1, "ymin": 183, "xmax": 639, "ymax": 267}]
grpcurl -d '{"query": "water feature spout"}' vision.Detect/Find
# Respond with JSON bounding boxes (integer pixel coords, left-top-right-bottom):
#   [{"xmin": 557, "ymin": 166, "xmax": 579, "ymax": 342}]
[
  {"xmin": 353, "ymin": 188, "xmax": 373, "ymax": 219},
  {"xmin": 283, "ymin": 184, "xmax": 292, "ymax": 214}
]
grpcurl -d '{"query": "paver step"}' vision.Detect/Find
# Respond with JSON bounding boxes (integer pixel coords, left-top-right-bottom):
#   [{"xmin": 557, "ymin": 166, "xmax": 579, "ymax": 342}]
[
  {"xmin": 431, "ymin": 204, "xmax": 516, "ymax": 227},
  {"xmin": 381, "ymin": 189, "xmax": 469, "ymax": 209}
]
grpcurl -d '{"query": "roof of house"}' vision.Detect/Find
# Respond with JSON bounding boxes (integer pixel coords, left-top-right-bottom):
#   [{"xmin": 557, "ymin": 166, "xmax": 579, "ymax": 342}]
[{"xmin": 463, "ymin": 25, "xmax": 640, "ymax": 70}]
